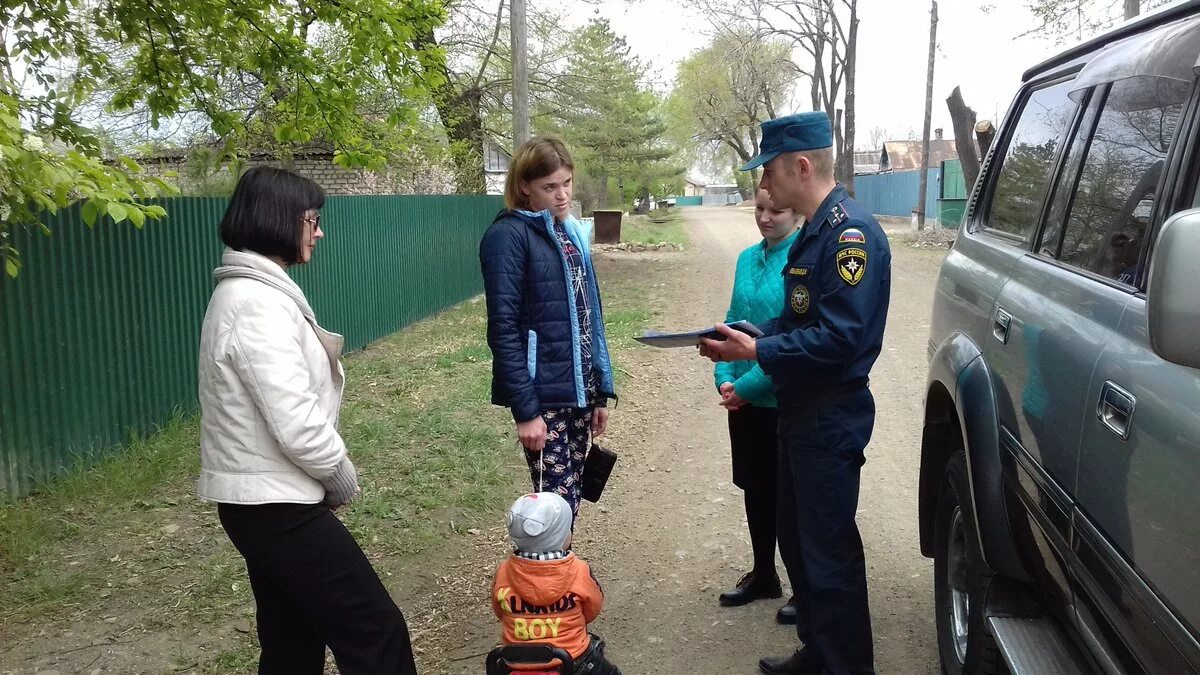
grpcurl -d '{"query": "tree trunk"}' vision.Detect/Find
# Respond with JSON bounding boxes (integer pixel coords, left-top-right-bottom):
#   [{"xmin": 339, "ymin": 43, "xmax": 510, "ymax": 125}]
[
  {"xmin": 841, "ymin": 0, "xmax": 859, "ymax": 197},
  {"xmin": 1125, "ymin": 0, "xmax": 1140, "ymax": 19},
  {"xmin": 597, "ymin": 173, "xmax": 609, "ymax": 209},
  {"xmin": 946, "ymin": 86, "xmax": 980, "ymax": 189},
  {"xmin": 917, "ymin": 0, "xmax": 938, "ymax": 230},
  {"xmin": 834, "ymin": 107, "xmax": 846, "ymax": 182},
  {"xmin": 975, "ymin": 120, "xmax": 997, "ymax": 163},
  {"xmin": 636, "ymin": 186, "xmax": 651, "ymax": 215},
  {"xmin": 414, "ymin": 29, "xmax": 486, "ymax": 194}
]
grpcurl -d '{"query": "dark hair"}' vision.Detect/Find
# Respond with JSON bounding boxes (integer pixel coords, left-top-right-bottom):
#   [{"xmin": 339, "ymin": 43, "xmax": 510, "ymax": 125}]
[{"xmin": 219, "ymin": 166, "xmax": 325, "ymax": 264}]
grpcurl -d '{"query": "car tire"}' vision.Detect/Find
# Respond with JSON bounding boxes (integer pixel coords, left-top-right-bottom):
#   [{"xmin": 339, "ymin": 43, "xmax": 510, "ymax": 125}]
[{"xmin": 935, "ymin": 450, "xmax": 1003, "ymax": 675}]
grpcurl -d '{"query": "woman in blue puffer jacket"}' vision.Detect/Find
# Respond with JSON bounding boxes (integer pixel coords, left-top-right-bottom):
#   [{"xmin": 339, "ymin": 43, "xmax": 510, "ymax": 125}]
[{"xmin": 479, "ymin": 135, "xmax": 616, "ymax": 519}]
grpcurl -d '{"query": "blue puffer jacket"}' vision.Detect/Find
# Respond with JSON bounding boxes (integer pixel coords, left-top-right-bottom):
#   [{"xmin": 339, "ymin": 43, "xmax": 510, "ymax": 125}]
[{"xmin": 480, "ymin": 209, "xmax": 616, "ymax": 422}]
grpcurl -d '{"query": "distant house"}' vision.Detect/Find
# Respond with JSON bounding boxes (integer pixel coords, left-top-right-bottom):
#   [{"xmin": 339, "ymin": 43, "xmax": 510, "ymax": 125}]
[
  {"xmin": 852, "ymin": 150, "xmax": 881, "ymax": 175},
  {"xmin": 879, "ymin": 129, "xmax": 959, "ymax": 172},
  {"xmin": 703, "ymin": 183, "xmax": 743, "ymax": 206},
  {"xmin": 683, "ymin": 177, "xmax": 706, "ymax": 197},
  {"xmin": 484, "ymin": 141, "xmax": 511, "ymax": 195}
]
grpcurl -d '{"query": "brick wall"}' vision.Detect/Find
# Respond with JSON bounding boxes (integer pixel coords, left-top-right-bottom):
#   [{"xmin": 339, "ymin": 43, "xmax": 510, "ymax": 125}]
[{"xmin": 141, "ymin": 154, "xmax": 456, "ymax": 195}]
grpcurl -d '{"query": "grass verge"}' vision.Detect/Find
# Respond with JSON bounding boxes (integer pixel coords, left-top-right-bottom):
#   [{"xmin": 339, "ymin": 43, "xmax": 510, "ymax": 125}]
[{"xmin": 619, "ymin": 208, "xmax": 688, "ymax": 247}]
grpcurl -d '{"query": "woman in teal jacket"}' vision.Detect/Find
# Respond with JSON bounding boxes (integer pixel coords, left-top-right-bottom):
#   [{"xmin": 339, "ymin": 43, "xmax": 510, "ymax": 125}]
[{"xmin": 714, "ymin": 189, "xmax": 802, "ymax": 624}]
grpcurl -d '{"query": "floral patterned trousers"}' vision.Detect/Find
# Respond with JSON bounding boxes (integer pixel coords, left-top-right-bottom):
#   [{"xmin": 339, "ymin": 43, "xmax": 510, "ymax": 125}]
[{"xmin": 523, "ymin": 407, "xmax": 593, "ymax": 517}]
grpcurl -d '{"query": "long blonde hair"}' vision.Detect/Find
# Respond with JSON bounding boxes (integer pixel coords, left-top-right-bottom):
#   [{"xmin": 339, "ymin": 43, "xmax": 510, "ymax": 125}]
[{"xmin": 504, "ymin": 135, "xmax": 575, "ymax": 211}]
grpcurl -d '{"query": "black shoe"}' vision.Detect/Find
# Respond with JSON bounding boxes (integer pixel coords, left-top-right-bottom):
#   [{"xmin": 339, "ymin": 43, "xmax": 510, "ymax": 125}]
[
  {"xmin": 775, "ymin": 596, "xmax": 798, "ymax": 625},
  {"xmin": 718, "ymin": 571, "xmax": 782, "ymax": 607},
  {"xmin": 758, "ymin": 648, "xmax": 823, "ymax": 674}
]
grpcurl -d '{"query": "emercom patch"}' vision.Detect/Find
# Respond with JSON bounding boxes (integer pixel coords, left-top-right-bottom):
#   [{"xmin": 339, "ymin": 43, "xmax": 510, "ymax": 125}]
[{"xmin": 836, "ymin": 247, "xmax": 867, "ymax": 286}]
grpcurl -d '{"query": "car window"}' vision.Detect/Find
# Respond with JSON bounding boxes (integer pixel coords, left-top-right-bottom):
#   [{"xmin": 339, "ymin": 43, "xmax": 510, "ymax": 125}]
[
  {"xmin": 1054, "ymin": 77, "xmax": 1185, "ymax": 285},
  {"xmin": 985, "ymin": 79, "xmax": 1078, "ymax": 241},
  {"xmin": 1039, "ymin": 92, "xmax": 1102, "ymax": 256}
]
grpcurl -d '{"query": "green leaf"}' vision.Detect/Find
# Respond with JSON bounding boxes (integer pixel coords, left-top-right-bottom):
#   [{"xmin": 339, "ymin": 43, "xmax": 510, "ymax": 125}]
[
  {"xmin": 81, "ymin": 200, "xmax": 100, "ymax": 226},
  {"xmin": 128, "ymin": 207, "xmax": 145, "ymax": 228},
  {"xmin": 5, "ymin": 257, "xmax": 19, "ymax": 278},
  {"xmin": 106, "ymin": 202, "xmax": 128, "ymax": 223},
  {"xmin": 274, "ymin": 123, "xmax": 296, "ymax": 143},
  {"xmin": 144, "ymin": 205, "xmax": 168, "ymax": 219}
]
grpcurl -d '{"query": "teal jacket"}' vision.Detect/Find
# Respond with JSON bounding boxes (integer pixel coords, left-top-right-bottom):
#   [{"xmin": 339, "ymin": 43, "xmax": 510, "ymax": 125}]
[{"xmin": 714, "ymin": 229, "xmax": 801, "ymax": 408}]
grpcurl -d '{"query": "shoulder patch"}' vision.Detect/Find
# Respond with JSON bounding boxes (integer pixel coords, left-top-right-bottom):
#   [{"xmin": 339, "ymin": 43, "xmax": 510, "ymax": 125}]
[
  {"xmin": 838, "ymin": 227, "xmax": 865, "ymax": 244},
  {"xmin": 836, "ymin": 247, "xmax": 867, "ymax": 286}
]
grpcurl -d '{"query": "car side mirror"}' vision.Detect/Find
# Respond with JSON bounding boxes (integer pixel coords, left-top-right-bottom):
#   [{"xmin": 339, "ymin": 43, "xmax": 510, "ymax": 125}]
[{"xmin": 1148, "ymin": 208, "xmax": 1200, "ymax": 369}]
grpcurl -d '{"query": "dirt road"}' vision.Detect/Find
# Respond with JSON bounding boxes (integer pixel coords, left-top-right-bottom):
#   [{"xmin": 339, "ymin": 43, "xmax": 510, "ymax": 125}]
[{"xmin": 434, "ymin": 206, "xmax": 946, "ymax": 674}]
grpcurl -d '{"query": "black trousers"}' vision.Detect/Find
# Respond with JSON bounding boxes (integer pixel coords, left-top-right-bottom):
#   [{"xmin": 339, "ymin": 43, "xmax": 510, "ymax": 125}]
[
  {"xmin": 728, "ymin": 406, "xmax": 800, "ymax": 589},
  {"xmin": 777, "ymin": 390, "xmax": 876, "ymax": 675},
  {"xmin": 218, "ymin": 503, "xmax": 418, "ymax": 675}
]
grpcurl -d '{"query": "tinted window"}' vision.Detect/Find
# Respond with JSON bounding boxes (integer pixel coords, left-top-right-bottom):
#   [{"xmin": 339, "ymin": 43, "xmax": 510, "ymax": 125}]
[
  {"xmin": 1055, "ymin": 77, "xmax": 1185, "ymax": 285},
  {"xmin": 1038, "ymin": 92, "xmax": 1100, "ymax": 256},
  {"xmin": 986, "ymin": 79, "xmax": 1078, "ymax": 240}
]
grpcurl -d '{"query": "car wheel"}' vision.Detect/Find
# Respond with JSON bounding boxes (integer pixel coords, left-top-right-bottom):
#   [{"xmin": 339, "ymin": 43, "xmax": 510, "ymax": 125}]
[{"xmin": 934, "ymin": 450, "xmax": 1002, "ymax": 675}]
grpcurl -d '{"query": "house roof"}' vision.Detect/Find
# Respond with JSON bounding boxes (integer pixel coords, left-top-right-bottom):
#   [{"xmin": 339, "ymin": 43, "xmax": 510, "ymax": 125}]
[
  {"xmin": 684, "ymin": 177, "xmax": 707, "ymax": 186},
  {"xmin": 881, "ymin": 140, "xmax": 958, "ymax": 171}
]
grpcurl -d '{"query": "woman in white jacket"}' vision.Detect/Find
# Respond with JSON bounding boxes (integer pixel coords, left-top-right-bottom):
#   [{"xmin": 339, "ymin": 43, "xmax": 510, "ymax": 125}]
[{"xmin": 197, "ymin": 167, "xmax": 417, "ymax": 674}]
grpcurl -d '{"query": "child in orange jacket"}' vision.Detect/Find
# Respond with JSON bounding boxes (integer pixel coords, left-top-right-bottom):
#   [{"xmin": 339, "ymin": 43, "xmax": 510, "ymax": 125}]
[{"xmin": 493, "ymin": 492, "xmax": 622, "ymax": 674}]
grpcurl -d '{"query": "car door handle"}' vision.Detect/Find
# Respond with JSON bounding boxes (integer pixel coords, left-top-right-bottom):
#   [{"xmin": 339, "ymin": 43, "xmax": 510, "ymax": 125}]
[
  {"xmin": 1097, "ymin": 381, "xmax": 1136, "ymax": 441},
  {"xmin": 993, "ymin": 308, "xmax": 1012, "ymax": 344}
]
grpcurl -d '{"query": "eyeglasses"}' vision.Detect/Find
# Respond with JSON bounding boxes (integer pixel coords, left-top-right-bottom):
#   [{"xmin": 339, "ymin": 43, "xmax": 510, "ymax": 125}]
[{"xmin": 302, "ymin": 213, "xmax": 321, "ymax": 228}]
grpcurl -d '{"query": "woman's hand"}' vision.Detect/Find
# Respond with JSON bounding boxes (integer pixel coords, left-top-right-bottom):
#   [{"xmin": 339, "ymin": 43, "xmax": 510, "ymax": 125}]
[
  {"xmin": 592, "ymin": 407, "xmax": 610, "ymax": 438},
  {"xmin": 518, "ymin": 416, "xmax": 548, "ymax": 452},
  {"xmin": 719, "ymin": 382, "xmax": 748, "ymax": 411},
  {"xmin": 721, "ymin": 391, "xmax": 749, "ymax": 411}
]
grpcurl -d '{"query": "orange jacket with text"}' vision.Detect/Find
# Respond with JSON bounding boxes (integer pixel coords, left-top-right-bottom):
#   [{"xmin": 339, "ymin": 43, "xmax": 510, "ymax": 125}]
[{"xmin": 492, "ymin": 553, "xmax": 604, "ymax": 659}]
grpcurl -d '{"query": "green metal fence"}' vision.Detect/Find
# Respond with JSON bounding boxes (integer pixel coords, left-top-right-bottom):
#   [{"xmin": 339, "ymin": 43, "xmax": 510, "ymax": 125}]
[
  {"xmin": 940, "ymin": 159, "xmax": 968, "ymax": 199},
  {"xmin": 0, "ymin": 195, "xmax": 503, "ymax": 499},
  {"xmin": 937, "ymin": 159, "xmax": 969, "ymax": 228}
]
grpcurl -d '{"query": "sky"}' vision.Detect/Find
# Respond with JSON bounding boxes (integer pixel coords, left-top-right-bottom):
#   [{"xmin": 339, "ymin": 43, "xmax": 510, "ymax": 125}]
[{"xmin": 560, "ymin": 0, "xmax": 1081, "ymax": 164}]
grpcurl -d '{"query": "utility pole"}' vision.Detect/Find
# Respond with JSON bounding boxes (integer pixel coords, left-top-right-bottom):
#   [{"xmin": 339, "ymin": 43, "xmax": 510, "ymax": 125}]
[
  {"xmin": 511, "ymin": 0, "xmax": 530, "ymax": 147},
  {"xmin": 917, "ymin": 0, "xmax": 937, "ymax": 230}
]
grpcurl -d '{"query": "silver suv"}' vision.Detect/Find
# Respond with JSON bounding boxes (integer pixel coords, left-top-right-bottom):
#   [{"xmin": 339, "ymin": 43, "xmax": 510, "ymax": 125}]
[{"xmin": 920, "ymin": 4, "xmax": 1200, "ymax": 674}]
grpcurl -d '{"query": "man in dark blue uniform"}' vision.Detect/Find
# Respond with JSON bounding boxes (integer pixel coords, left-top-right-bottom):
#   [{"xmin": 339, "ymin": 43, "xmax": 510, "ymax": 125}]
[{"xmin": 701, "ymin": 111, "xmax": 891, "ymax": 675}]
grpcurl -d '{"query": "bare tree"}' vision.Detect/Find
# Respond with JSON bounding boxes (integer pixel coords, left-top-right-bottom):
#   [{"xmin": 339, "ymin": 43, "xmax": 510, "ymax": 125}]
[
  {"xmin": 866, "ymin": 125, "xmax": 888, "ymax": 151},
  {"xmin": 699, "ymin": 0, "xmax": 860, "ymax": 194},
  {"xmin": 946, "ymin": 86, "xmax": 980, "ymax": 188},
  {"xmin": 1020, "ymin": 0, "xmax": 1168, "ymax": 43}
]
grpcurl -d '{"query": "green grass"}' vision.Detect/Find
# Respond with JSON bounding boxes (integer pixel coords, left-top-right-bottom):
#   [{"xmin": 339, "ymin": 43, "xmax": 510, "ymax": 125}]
[
  {"xmin": 619, "ymin": 208, "xmax": 688, "ymax": 247},
  {"xmin": 0, "ymin": 271, "xmax": 653, "ymax": 673}
]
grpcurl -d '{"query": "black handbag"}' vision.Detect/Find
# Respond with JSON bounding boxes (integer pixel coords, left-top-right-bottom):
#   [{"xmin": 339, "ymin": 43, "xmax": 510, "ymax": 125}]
[{"xmin": 580, "ymin": 442, "xmax": 617, "ymax": 503}]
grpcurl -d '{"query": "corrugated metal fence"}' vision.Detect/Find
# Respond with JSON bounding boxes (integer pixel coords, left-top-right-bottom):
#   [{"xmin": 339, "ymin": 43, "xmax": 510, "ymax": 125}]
[
  {"xmin": 853, "ymin": 168, "xmax": 942, "ymax": 218},
  {"xmin": 0, "ymin": 195, "xmax": 503, "ymax": 499}
]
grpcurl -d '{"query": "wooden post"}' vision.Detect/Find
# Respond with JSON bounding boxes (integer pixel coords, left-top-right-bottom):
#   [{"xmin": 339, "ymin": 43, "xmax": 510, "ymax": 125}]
[
  {"xmin": 917, "ymin": 0, "xmax": 938, "ymax": 230},
  {"xmin": 1124, "ymin": 0, "xmax": 1140, "ymax": 19},
  {"xmin": 511, "ymin": 0, "xmax": 530, "ymax": 147}
]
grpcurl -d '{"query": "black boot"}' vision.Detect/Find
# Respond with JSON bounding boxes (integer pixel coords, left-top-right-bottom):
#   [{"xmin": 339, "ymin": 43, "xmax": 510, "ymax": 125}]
[
  {"xmin": 719, "ymin": 571, "xmax": 782, "ymax": 607},
  {"xmin": 775, "ymin": 596, "xmax": 799, "ymax": 625},
  {"xmin": 758, "ymin": 647, "xmax": 823, "ymax": 674}
]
